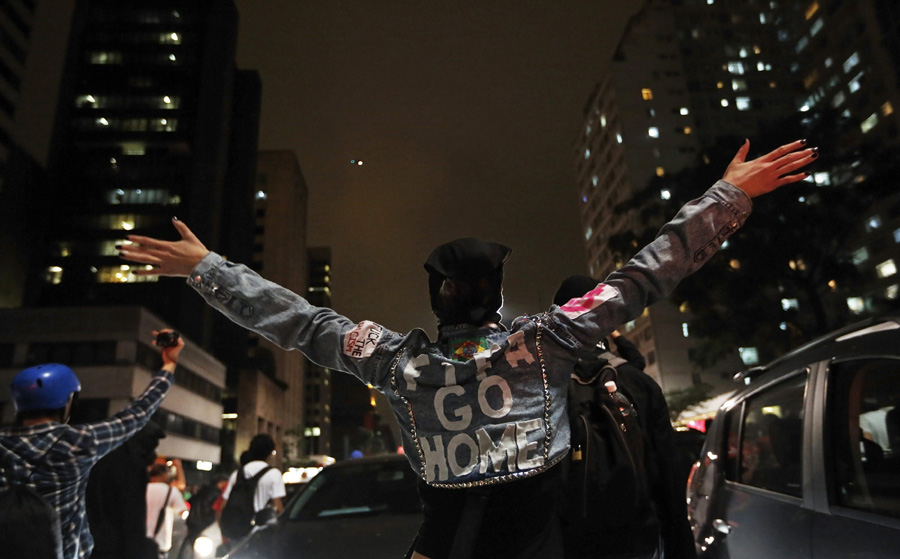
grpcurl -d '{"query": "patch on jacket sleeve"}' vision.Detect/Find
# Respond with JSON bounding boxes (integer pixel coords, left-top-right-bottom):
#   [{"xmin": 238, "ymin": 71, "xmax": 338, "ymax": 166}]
[
  {"xmin": 559, "ymin": 284, "xmax": 616, "ymax": 319},
  {"xmin": 343, "ymin": 321, "xmax": 385, "ymax": 358}
]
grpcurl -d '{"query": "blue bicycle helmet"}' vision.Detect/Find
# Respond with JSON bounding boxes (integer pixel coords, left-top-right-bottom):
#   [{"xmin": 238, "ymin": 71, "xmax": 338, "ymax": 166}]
[{"xmin": 10, "ymin": 363, "xmax": 82, "ymax": 413}]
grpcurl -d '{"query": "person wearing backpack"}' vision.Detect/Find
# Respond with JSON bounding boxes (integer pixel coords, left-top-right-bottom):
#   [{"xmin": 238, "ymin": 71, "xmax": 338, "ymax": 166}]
[
  {"xmin": 218, "ymin": 434, "xmax": 286, "ymax": 546},
  {"xmin": 118, "ymin": 140, "xmax": 816, "ymax": 558},
  {"xmin": 0, "ymin": 329, "xmax": 182, "ymax": 559},
  {"xmin": 554, "ymin": 277, "xmax": 696, "ymax": 559},
  {"xmin": 146, "ymin": 461, "xmax": 188, "ymax": 558}
]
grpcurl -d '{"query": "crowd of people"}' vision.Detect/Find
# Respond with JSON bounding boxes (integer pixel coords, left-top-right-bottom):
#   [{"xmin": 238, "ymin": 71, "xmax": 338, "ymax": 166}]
[{"xmin": 0, "ymin": 138, "xmax": 816, "ymax": 558}]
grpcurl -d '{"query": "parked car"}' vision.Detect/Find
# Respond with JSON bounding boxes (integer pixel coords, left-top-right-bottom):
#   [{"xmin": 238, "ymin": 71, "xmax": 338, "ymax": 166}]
[
  {"xmin": 687, "ymin": 316, "xmax": 900, "ymax": 558},
  {"xmin": 222, "ymin": 454, "xmax": 422, "ymax": 558}
]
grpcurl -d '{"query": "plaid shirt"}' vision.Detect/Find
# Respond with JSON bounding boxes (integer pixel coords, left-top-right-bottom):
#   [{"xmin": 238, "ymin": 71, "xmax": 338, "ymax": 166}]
[{"xmin": 0, "ymin": 369, "xmax": 173, "ymax": 559}]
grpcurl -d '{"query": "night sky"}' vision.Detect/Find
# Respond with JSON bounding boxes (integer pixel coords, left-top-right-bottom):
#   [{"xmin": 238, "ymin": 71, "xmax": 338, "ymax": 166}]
[{"xmin": 233, "ymin": 1, "xmax": 638, "ymax": 337}]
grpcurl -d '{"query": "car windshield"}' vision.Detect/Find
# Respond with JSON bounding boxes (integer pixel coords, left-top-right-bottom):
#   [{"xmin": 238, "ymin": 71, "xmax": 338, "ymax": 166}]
[{"xmin": 285, "ymin": 458, "xmax": 421, "ymax": 521}]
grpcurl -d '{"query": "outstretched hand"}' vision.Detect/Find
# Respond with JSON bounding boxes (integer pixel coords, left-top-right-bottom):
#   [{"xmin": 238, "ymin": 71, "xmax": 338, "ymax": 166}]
[
  {"xmin": 723, "ymin": 139, "xmax": 817, "ymax": 198},
  {"xmin": 119, "ymin": 218, "xmax": 209, "ymax": 277}
]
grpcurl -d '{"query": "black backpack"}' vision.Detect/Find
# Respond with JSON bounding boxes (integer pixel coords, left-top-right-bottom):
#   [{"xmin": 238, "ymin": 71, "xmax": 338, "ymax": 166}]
[
  {"xmin": 561, "ymin": 351, "xmax": 658, "ymax": 556},
  {"xmin": 219, "ymin": 465, "xmax": 275, "ymax": 541},
  {"xmin": 185, "ymin": 481, "xmax": 222, "ymax": 534},
  {"xmin": 0, "ymin": 462, "xmax": 64, "ymax": 559}
]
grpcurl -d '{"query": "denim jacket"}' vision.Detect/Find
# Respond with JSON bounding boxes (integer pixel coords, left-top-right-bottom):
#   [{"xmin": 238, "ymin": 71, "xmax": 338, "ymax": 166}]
[{"xmin": 187, "ymin": 180, "xmax": 750, "ymax": 488}]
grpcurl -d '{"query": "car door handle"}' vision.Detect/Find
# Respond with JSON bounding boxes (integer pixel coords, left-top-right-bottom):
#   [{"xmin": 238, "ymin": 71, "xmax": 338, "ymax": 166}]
[{"xmin": 712, "ymin": 518, "xmax": 732, "ymax": 536}]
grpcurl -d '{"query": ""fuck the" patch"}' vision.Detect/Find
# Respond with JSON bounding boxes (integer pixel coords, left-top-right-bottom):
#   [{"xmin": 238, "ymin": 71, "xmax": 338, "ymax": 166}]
[{"xmin": 343, "ymin": 320, "xmax": 384, "ymax": 358}]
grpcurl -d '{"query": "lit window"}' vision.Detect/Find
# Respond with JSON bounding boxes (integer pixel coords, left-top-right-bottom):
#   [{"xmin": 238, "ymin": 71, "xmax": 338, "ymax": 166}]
[
  {"xmin": 810, "ymin": 18, "xmax": 823, "ymax": 36},
  {"xmin": 893, "ymin": 228, "xmax": 900, "ymax": 243},
  {"xmin": 648, "ymin": 127, "xmax": 659, "ymax": 138},
  {"xmin": 721, "ymin": 99, "xmax": 730, "ymax": 107},
  {"xmin": 796, "ymin": 36, "xmax": 808, "ymax": 53},
  {"xmin": 739, "ymin": 347, "xmax": 759, "ymax": 366},
  {"xmin": 843, "ymin": 52, "xmax": 860, "ymax": 74},
  {"xmin": 781, "ymin": 298, "xmax": 799, "ymax": 311},
  {"xmin": 732, "ymin": 79, "xmax": 747, "ymax": 91},
  {"xmin": 256, "ymin": 190, "xmax": 267, "ymax": 200},
  {"xmin": 833, "ymin": 91, "xmax": 846, "ymax": 107},
  {"xmin": 592, "ymin": 175, "xmax": 598, "ymax": 186},
  {"xmin": 847, "ymin": 297, "xmax": 865, "ymax": 313},
  {"xmin": 150, "ymin": 118, "xmax": 178, "ymax": 132},
  {"xmin": 736, "ymin": 97, "xmax": 751, "ymax": 111},
  {"xmin": 887, "ymin": 285, "xmax": 899, "ymax": 300},
  {"xmin": 96, "ymin": 265, "xmax": 158, "ymax": 284},
  {"xmin": 877, "ymin": 259, "xmax": 897, "ymax": 278},
  {"xmin": 680, "ymin": 107, "xmax": 689, "ymax": 115},
  {"xmin": 584, "ymin": 227, "xmax": 593, "ymax": 241},
  {"xmin": 601, "ymin": 115, "xmax": 607, "ymax": 127},
  {"xmin": 717, "ymin": 81, "xmax": 725, "ymax": 89},
  {"xmin": 45, "ymin": 266, "xmax": 63, "ymax": 285},
  {"xmin": 682, "ymin": 126, "xmax": 692, "ymax": 134},
  {"xmin": 760, "ymin": 13, "xmax": 767, "ymax": 24},
  {"xmin": 660, "ymin": 188, "xmax": 671, "ymax": 200},
  {"xmin": 882, "ymin": 102, "xmax": 894, "ymax": 116},
  {"xmin": 584, "ymin": 148, "xmax": 591, "ymax": 159},
  {"xmin": 853, "ymin": 247, "xmax": 869, "ymax": 265},
  {"xmin": 849, "ymin": 73, "xmax": 863, "ymax": 93},
  {"xmin": 642, "ymin": 88, "xmax": 654, "ymax": 100},
  {"xmin": 739, "ymin": 47, "xmax": 749, "ymax": 58},
  {"xmin": 160, "ymin": 32, "xmax": 182, "ymax": 44},
  {"xmin": 866, "ymin": 215, "xmax": 882, "ymax": 231},
  {"xmin": 656, "ymin": 167, "xmax": 665, "ymax": 177},
  {"xmin": 861, "ymin": 113, "xmax": 878, "ymax": 133},
  {"xmin": 806, "ymin": 1, "xmax": 819, "ymax": 19},
  {"xmin": 727, "ymin": 61, "xmax": 745, "ymax": 75},
  {"xmin": 585, "ymin": 124, "xmax": 591, "ymax": 136},
  {"xmin": 682, "ymin": 323, "xmax": 690, "ymax": 338},
  {"xmin": 90, "ymin": 51, "xmax": 123, "ymax": 65}
]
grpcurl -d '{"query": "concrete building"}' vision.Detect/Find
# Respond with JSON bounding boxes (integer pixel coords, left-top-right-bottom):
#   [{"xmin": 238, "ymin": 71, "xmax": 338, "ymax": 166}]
[
  {"xmin": 226, "ymin": 149, "xmax": 311, "ymax": 466},
  {"xmin": 0, "ymin": 306, "xmax": 225, "ymax": 469}
]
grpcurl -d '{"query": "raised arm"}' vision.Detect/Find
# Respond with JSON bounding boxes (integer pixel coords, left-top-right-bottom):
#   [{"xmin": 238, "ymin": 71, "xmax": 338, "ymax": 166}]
[{"xmin": 553, "ymin": 139, "xmax": 816, "ymax": 345}]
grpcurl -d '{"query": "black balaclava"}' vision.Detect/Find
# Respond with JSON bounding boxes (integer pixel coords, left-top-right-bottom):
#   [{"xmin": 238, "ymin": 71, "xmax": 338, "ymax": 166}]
[{"xmin": 424, "ymin": 237, "xmax": 512, "ymax": 328}]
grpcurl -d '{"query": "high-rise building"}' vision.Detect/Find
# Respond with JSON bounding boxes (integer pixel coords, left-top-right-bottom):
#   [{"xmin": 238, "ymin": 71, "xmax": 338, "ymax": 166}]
[
  {"xmin": 304, "ymin": 246, "xmax": 333, "ymax": 456},
  {"xmin": 13, "ymin": 0, "xmax": 262, "ymax": 471},
  {"xmin": 30, "ymin": 0, "xmax": 258, "ymax": 352},
  {"xmin": 0, "ymin": 1, "xmax": 49, "ymax": 309},
  {"xmin": 231, "ymin": 149, "xmax": 310, "ymax": 465},
  {"xmin": 577, "ymin": 0, "xmax": 900, "ymax": 394}
]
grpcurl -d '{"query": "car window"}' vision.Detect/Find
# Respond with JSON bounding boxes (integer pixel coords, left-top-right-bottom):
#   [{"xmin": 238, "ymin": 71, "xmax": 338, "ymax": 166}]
[
  {"xmin": 724, "ymin": 373, "xmax": 806, "ymax": 497},
  {"xmin": 828, "ymin": 358, "xmax": 900, "ymax": 519},
  {"xmin": 286, "ymin": 460, "xmax": 421, "ymax": 520}
]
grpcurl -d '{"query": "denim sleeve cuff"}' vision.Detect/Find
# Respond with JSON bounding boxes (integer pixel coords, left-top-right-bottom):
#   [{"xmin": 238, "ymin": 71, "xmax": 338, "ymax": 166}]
[
  {"xmin": 711, "ymin": 179, "xmax": 753, "ymax": 216},
  {"xmin": 186, "ymin": 252, "xmax": 225, "ymax": 293}
]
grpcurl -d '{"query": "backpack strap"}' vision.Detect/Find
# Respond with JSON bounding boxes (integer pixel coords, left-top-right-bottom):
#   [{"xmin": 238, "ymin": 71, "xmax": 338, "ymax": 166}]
[{"xmin": 154, "ymin": 484, "xmax": 174, "ymax": 536}]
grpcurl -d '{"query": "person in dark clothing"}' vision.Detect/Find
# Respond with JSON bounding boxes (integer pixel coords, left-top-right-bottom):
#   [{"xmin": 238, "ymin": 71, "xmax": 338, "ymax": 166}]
[
  {"xmin": 86, "ymin": 421, "xmax": 168, "ymax": 559},
  {"xmin": 610, "ymin": 329, "xmax": 646, "ymax": 370},
  {"xmin": 554, "ymin": 275, "xmax": 696, "ymax": 559}
]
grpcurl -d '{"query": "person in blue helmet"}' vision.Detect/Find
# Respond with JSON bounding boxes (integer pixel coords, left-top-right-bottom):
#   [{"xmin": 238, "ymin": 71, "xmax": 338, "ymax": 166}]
[
  {"xmin": 0, "ymin": 330, "xmax": 183, "ymax": 559},
  {"xmin": 118, "ymin": 140, "xmax": 816, "ymax": 558}
]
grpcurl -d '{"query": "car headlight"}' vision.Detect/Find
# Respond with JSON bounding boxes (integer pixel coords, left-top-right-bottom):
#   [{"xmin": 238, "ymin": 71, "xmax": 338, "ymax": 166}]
[{"xmin": 194, "ymin": 535, "xmax": 216, "ymax": 558}]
